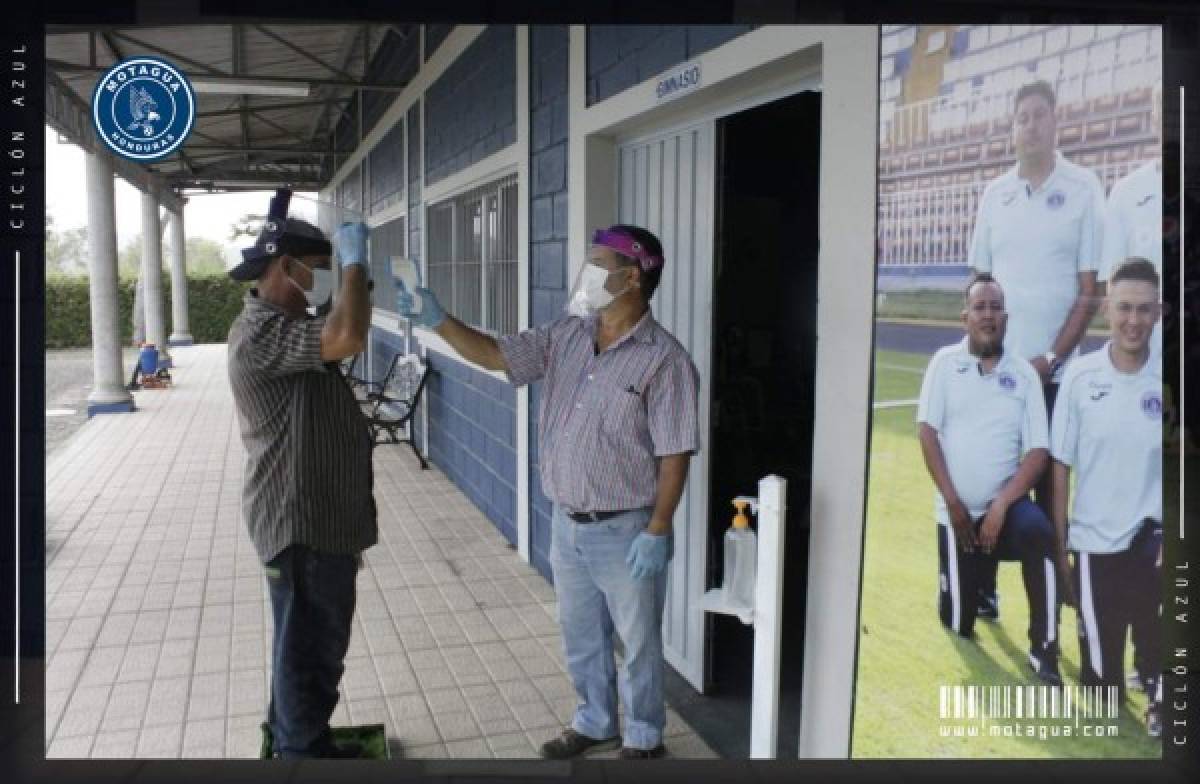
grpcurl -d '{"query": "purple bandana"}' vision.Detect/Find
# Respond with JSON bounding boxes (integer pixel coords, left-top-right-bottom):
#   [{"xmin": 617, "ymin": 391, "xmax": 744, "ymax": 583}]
[{"xmin": 592, "ymin": 228, "xmax": 664, "ymax": 272}]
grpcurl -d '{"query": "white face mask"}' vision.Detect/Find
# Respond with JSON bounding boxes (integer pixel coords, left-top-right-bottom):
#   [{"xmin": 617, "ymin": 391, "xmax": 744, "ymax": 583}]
[
  {"xmin": 567, "ymin": 263, "xmax": 628, "ymax": 318},
  {"xmin": 287, "ymin": 260, "xmax": 334, "ymax": 310}
]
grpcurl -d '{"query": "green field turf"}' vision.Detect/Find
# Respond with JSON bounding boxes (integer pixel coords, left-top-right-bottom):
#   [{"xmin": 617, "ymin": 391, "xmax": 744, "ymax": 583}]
[{"xmin": 851, "ymin": 348, "xmax": 1164, "ymax": 759}]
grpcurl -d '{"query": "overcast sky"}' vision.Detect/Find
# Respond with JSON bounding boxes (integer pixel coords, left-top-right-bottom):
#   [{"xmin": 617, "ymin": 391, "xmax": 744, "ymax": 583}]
[{"xmin": 45, "ymin": 125, "xmax": 313, "ymax": 268}]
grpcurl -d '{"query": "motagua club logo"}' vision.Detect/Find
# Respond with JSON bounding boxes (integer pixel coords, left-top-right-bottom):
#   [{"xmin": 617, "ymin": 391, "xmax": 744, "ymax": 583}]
[{"xmin": 92, "ymin": 56, "xmax": 195, "ymax": 162}]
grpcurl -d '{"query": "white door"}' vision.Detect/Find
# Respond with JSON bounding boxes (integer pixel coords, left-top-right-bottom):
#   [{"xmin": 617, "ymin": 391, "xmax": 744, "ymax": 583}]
[{"xmin": 617, "ymin": 122, "xmax": 715, "ymax": 693}]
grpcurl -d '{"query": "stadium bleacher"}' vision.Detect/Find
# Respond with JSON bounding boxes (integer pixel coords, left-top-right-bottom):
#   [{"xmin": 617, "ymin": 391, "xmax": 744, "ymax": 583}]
[{"xmin": 876, "ymin": 24, "xmax": 1161, "ymax": 283}]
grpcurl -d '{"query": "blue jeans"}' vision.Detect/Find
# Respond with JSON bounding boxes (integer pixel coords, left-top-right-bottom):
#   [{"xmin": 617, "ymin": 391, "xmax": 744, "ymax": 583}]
[
  {"xmin": 265, "ymin": 544, "xmax": 358, "ymax": 759},
  {"xmin": 550, "ymin": 506, "xmax": 672, "ymax": 750}
]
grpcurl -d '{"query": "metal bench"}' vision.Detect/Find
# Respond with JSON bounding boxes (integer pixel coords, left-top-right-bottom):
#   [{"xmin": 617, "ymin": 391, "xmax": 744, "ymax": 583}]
[{"xmin": 362, "ymin": 354, "xmax": 430, "ymax": 469}]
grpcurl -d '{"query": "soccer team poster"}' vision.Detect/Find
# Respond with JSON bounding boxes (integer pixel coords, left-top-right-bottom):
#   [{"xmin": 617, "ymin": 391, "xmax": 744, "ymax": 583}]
[{"xmin": 852, "ymin": 24, "xmax": 1169, "ymax": 758}]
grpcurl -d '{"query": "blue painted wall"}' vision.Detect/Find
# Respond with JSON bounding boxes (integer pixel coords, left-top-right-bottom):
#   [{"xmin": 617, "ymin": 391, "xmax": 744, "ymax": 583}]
[
  {"xmin": 425, "ymin": 24, "xmax": 453, "ymax": 62},
  {"xmin": 586, "ymin": 25, "xmax": 754, "ymax": 106},
  {"xmin": 527, "ymin": 25, "xmax": 571, "ymax": 580},
  {"xmin": 424, "ymin": 25, "xmax": 516, "ymax": 187},
  {"xmin": 425, "ymin": 352, "xmax": 519, "ymax": 545}
]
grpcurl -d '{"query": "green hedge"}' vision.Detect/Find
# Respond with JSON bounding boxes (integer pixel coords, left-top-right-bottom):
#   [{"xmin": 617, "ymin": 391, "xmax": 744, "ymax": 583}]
[{"xmin": 46, "ymin": 274, "xmax": 250, "ymax": 349}]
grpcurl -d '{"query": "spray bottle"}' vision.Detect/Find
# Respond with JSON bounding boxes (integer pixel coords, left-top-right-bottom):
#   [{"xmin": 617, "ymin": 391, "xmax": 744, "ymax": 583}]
[{"xmin": 722, "ymin": 499, "xmax": 758, "ymax": 608}]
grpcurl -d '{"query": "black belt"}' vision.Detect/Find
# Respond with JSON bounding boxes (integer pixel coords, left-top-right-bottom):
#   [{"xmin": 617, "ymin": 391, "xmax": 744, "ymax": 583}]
[{"xmin": 567, "ymin": 510, "xmax": 627, "ymax": 523}]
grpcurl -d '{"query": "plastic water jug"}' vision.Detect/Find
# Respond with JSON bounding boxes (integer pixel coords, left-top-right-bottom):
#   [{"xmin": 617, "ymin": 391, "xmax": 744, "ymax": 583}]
[
  {"xmin": 722, "ymin": 499, "xmax": 758, "ymax": 608},
  {"xmin": 139, "ymin": 344, "xmax": 159, "ymax": 375}
]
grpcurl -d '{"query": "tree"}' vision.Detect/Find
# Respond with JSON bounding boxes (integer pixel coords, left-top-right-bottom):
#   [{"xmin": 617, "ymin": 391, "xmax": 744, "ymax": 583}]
[{"xmin": 45, "ymin": 214, "xmax": 89, "ymax": 277}]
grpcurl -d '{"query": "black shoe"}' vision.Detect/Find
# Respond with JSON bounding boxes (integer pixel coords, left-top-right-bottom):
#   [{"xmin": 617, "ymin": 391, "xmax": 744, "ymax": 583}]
[
  {"xmin": 976, "ymin": 592, "xmax": 999, "ymax": 621},
  {"xmin": 539, "ymin": 728, "xmax": 621, "ymax": 760},
  {"xmin": 1147, "ymin": 702, "xmax": 1162, "ymax": 738},
  {"xmin": 1028, "ymin": 648, "xmax": 1063, "ymax": 687},
  {"xmin": 618, "ymin": 744, "xmax": 667, "ymax": 759}
]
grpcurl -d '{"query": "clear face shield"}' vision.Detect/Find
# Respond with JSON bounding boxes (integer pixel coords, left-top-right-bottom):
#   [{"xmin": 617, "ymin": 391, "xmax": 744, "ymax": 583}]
[
  {"xmin": 231, "ymin": 190, "xmax": 367, "ymax": 316},
  {"xmin": 565, "ymin": 257, "xmax": 630, "ymax": 318}
]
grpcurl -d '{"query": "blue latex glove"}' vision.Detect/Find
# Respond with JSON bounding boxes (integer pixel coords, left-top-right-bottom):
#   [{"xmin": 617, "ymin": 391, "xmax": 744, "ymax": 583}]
[
  {"xmin": 626, "ymin": 530, "xmax": 670, "ymax": 579},
  {"xmin": 332, "ymin": 222, "xmax": 369, "ymax": 268},
  {"xmin": 396, "ymin": 280, "xmax": 446, "ymax": 329}
]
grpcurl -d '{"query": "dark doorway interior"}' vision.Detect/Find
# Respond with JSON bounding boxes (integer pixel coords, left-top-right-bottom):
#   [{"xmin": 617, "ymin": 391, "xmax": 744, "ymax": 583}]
[{"xmin": 665, "ymin": 89, "xmax": 821, "ymax": 759}]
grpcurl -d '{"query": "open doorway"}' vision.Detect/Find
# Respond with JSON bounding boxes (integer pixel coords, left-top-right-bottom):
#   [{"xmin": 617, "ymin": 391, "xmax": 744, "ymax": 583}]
[{"xmin": 666, "ymin": 89, "xmax": 821, "ymax": 758}]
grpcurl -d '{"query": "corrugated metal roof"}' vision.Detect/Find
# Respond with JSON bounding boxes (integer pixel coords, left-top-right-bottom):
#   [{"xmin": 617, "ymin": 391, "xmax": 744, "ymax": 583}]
[{"xmin": 45, "ymin": 23, "xmax": 415, "ymax": 195}]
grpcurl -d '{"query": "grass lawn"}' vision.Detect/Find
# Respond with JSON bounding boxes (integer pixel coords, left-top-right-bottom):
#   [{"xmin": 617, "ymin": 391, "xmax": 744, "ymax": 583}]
[
  {"xmin": 851, "ymin": 347, "xmax": 1164, "ymax": 759},
  {"xmin": 877, "ymin": 289, "xmax": 1109, "ymax": 330}
]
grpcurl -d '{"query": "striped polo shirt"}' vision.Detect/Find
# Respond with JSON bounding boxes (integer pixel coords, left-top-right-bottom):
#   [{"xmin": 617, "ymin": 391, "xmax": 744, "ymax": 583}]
[
  {"xmin": 498, "ymin": 310, "xmax": 700, "ymax": 513},
  {"xmin": 227, "ymin": 290, "xmax": 377, "ymax": 563}
]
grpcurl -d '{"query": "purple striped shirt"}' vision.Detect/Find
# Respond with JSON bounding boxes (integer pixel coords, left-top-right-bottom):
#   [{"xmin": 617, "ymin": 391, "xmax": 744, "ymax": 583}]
[{"xmin": 498, "ymin": 311, "xmax": 700, "ymax": 513}]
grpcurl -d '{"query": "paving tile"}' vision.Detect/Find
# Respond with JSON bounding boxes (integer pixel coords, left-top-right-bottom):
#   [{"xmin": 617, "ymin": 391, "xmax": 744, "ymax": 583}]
[
  {"xmin": 136, "ymin": 723, "xmax": 183, "ymax": 758},
  {"xmin": 487, "ymin": 731, "xmax": 535, "ymax": 758},
  {"xmin": 90, "ymin": 728, "xmax": 139, "ymax": 758},
  {"xmin": 432, "ymin": 711, "xmax": 481, "ymax": 742},
  {"xmin": 57, "ymin": 683, "xmax": 112, "ymax": 738},
  {"xmin": 57, "ymin": 616, "xmax": 104, "ymax": 650},
  {"xmin": 425, "ymin": 686, "xmax": 467, "ymax": 715},
  {"xmin": 155, "ymin": 638, "xmax": 196, "ymax": 679},
  {"xmin": 496, "ymin": 679, "xmax": 546, "ymax": 707},
  {"xmin": 100, "ymin": 680, "xmax": 151, "ymax": 732},
  {"xmin": 130, "ymin": 609, "xmax": 169, "ymax": 644},
  {"xmin": 116, "ymin": 641, "xmax": 160, "ymax": 683},
  {"xmin": 445, "ymin": 737, "xmax": 491, "ymax": 758},
  {"xmin": 347, "ymin": 697, "xmax": 390, "ymax": 725},
  {"xmin": 182, "ymin": 718, "xmax": 226, "ymax": 758},
  {"xmin": 187, "ymin": 672, "xmax": 228, "ymax": 721},
  {"xmin": 509, "ymin": 699, "xmax": 559, "ymax": 732},
  {"xmin": 47, "ymin": 734, "xmax": 94, "ymax": 758},
  {"xmin": 225, "ymin": 715, "xmax": 263, "ymax": 759},
  {"xmin": 78, "ymin": 646, "xmax": 125, "ymax": 687},
  {"xmin": 143, "ymin": 676, "xmax": 189, "ymax": 728}
]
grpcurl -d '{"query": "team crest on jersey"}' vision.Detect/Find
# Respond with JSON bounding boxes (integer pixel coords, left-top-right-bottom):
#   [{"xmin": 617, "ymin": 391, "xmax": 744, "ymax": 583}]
[
  {"xmin": 1046, "ymin": 190, "xmax": 1066, "ymax": 210},
  {"xmin": 997, "ymin": 372, "xmax": 1017, "ymax": 391},
  {"xmin": 92, "ymin": 56, "xmax": 195, "ymax": 162},
  {"xmin": 1141, "ymin": 390, "xmax": 1163, "ymax": 419}
]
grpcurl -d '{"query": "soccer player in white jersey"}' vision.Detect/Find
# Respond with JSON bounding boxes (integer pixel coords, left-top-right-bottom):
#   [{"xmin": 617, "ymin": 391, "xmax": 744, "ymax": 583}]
[
  {"xmin": 968, "ymin": 80, "xmax": 1106, "ymax": 621},
  {"xmin": 917, "ymin": 274, "xmax": 1061, "ymax": 685},
  {"xmin": 1101, "ymin": 82, "xmax": 1163, "ymax": 354},
  {"xmin": 1051, "ymin": 258, "xmax": 1163, "ymax": 737}
]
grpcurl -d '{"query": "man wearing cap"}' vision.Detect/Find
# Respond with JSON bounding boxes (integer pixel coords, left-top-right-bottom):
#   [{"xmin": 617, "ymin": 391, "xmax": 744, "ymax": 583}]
[
  {"xmin": 226, "ymin": 194, "xmax": 375, "ymax": 759},
  {"xmin": 397, "ymin": 225, "xmax": 699, "ymax": 760},
  {"xmin": 967, "ymin": 80, "xmax": 1106, "ymax": 621},
  {"xmin": 917, "ymin": 273, "xmax": 1061, "ymax": 685},
  {"xmin": 1051, "ymin": 258, "xmax": 1164, "ymax": 737}
]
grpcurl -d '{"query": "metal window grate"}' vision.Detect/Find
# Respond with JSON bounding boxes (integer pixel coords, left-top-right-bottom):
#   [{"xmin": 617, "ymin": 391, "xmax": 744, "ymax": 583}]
[
  {"xmin": 426, "ymin": 173, "xmax": 518, "ymax": 335},
  {"xmin": 369, "ymin": 216, "xmax": 407, "ymax": 312}
]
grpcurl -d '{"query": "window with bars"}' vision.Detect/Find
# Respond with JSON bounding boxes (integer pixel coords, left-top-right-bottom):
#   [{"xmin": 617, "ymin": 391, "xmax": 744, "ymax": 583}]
[
  {"xmin": 369, "ymin": 216, "xmax": 407, "ymax": 313},
  {"xmin": 426, "ymin": 174, "xmax": 518, "ymax": 336}
]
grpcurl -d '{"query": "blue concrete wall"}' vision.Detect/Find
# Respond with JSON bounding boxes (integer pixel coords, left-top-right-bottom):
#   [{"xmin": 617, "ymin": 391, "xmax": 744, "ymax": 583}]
[
  {"xmin": 527, "ymin": 25, "xmax": 571, "ymax": 580},
  {"xmin": 425, "ymin": 351, "xmax": 519, "ymax": 545},
  {"xmin": 362, "ymin": 26, "xmax": 419, "ymax": 138},
  {"xmin": 586, "ymin": 25, "xmax": 754, "ymax": 106},
  {"xmin": 424, "ymin": 25, "xmax": 516, "ymax": 187},
  {"xmin": 368, "ymin": 119, "xmax": 405, "ymax": 214}
]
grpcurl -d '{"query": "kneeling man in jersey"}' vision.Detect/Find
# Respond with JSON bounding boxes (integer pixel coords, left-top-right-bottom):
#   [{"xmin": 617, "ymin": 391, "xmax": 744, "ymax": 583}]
[
  {"xmin": 917, "ymin": 273, "xmax": 1061, "ymax": 685},
  {"xmin": 1051, "ymin": 258, "xmax": 1163, "ymax": 737}
]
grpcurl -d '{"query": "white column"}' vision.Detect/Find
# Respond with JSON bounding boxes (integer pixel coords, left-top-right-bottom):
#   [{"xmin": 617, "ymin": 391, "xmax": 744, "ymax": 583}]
[
  {"xmin": 140, "ymin": 189, "xmax": 169, "ymax": 365},
  {"xmin": 85, "ymin": 151, "xmax": 134, "ymax": 415},
  {"xmin": 167, "ymin": 208, "xmax": 193, "ymax": 346}
]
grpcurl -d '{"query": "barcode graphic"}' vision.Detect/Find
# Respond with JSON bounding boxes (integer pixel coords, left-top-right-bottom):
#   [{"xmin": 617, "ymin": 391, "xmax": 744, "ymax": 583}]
[{"xmin": 938, "ymin": 685, "xmax": 1120, "ymax": 722}]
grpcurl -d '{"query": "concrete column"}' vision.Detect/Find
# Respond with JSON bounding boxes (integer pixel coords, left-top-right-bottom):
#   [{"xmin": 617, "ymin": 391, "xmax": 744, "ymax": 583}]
[
  {"xmin": 140, "ymin": 189, "xmax": 170, "ymax": 366},
  {"xmin": 167, "ymin": 209, "xmax": 193, "ymax": 346},
  {"xmin": 84, "ymin": 151, "xmax": 134, "ymax": 416}
]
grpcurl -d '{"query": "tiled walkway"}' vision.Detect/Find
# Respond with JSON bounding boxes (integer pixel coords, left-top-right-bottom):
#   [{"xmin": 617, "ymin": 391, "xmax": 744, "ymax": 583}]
[{"xmin": 43, "ymin": 344, "xmax": 717, "ymax": 760}]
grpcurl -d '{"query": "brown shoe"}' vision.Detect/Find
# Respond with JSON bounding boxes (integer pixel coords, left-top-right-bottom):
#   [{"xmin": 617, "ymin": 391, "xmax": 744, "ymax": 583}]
[
  {"xmin": 539, "ymin": 728, "xmax": 621, "ymax": 759},
  {"xmin": 617, "ymin": 744, "xmax": 666, "ymax": 759}
]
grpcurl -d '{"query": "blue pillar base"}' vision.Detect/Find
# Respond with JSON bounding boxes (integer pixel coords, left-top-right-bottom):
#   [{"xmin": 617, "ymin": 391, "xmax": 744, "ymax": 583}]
[
  {"xmin": 167, "ymin": 337, "xmax": 194, "ymax": 347},
  {"xmin": 87, "ymin": 400, "xmax": 136, "ymax": 418}
]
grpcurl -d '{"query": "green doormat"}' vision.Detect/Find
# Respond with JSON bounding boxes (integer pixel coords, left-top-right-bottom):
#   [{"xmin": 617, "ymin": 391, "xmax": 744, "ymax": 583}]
[{"xmin": 258, "ymin": 722, "xmax": 390, "ymax": 759}]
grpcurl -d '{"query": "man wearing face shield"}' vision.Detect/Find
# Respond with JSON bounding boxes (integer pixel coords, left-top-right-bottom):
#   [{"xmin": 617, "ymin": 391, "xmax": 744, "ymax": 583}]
[
  {"xmin": 226, "ymin": 190, "xmax": 376, "ymax": 758},
  {"xmin": 397, "ymin": 225, "xmax": 700, "ymax": 760}
]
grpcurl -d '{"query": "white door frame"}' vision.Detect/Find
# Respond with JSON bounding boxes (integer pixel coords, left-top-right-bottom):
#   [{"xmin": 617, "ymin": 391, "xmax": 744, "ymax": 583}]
[{"xmin": 568, "ymin": 25, "xmax": 880, "ymax": 758}]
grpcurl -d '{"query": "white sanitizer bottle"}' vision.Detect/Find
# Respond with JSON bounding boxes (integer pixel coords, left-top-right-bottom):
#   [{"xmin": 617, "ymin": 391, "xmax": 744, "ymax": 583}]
[{"xmin": 722, "ymin": 500, "xmax": 758, "ymax": 608}]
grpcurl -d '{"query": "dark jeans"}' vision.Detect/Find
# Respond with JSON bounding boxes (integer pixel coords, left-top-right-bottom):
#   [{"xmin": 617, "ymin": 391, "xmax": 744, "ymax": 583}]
[
  {"xmin": 265, "ymin": 544, "xmax": 359, "ymax": 759},
  {"xmin": 938, "ymin": 497, "xmax": 1060, "ymax": 652}
]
